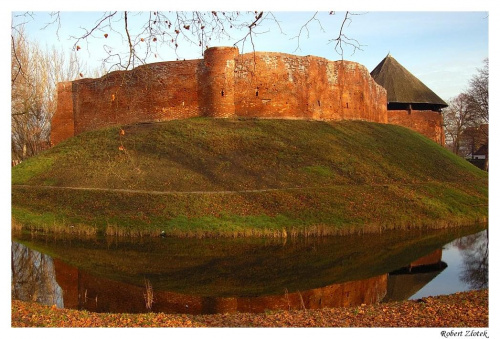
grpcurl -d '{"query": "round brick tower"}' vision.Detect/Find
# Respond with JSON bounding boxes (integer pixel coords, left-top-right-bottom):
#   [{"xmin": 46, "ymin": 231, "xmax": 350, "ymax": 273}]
[{"xmin": 199, "ymin": 46, "xmax": 239, "ymax": 118}]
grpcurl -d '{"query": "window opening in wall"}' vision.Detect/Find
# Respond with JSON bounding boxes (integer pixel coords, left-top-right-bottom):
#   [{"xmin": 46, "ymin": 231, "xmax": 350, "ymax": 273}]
[
  {"xmin": 346, "ymin": 102, "xmax": 349, "ymax": 108},
  {"xmin": 255, "ymin": 88, "xmax": 259, "ymax": 97},
  {"xmin": 317, "ymin": 100, "xmax": 321, "ymax": 107},
  {"xmin": 221, "ymin": 89, "xmax": 225, "ymax": 97}
]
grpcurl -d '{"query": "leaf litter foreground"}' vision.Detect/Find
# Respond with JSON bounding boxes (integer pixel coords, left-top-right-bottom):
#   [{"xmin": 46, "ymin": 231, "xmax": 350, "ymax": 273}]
[{"xmin": 12, "ymin": 289, "xmax": 487, "ymax": 327}]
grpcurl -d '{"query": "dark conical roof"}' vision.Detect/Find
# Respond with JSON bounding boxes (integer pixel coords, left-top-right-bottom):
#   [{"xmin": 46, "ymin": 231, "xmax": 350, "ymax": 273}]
[{"xmin": 371, "ymin": 54, "xmax": 448, "ymax": 108}]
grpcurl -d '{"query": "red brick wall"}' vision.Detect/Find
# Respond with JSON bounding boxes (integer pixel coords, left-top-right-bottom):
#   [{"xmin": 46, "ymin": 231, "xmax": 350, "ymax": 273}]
[
  {"xmin": 53, "ymin": 257, "xmax": 387, "ymax": 314},
  {"xmin": 233, "ymin": 53, "xmax": 387, "ymax": 122},
  {"xmin": 53, "ymin": 258, "xmax": 80, "ymax": 309},
  {"xmin": 51, "ymin": 47, "xmax": 390, "ymax": 146},
  {"xmin": 51, "ymin": 82, "xmax": 75, "ymax": 146},
  {"xmin": 199, "ymin": 46, "xmax": 239, "ymax": 118},
  {"xmin": 410, "ymin": 248, "xmax": 443, "ymax": 268},
  {"xmin": 233, "ymin": 274, "xmax": 388, "ymax": 313},
  {"xmin": 234, "ymin": 52, "xmax": 311, "ymax": 119},
  {"xmin": 388, "ymin": 109, "xmax": 445, "ymax": 145},
  {"xmin": 71, "ymin": 60, "xmax": 201, "ymax": 137}
]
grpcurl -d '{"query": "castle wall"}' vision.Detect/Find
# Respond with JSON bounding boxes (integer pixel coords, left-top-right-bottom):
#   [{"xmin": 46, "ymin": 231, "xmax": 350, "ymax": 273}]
[
  {"xmin": 71, "ymin": 59, "xmax": 201, "ymax": 136},
  {"xmin": 198, "ymin": 46, "xmax": 239, "ymax": 117},
  {"xmin": 232, "ymin": 53, "xmax": 387, "ymax": 122},
  {"xmin": 233, "ymin": 52, "xmax": 311, "ymax": 118},
  {"xmin": 409, "ymin": 248, "xmax": 443, "ymax": 268},
  {"xmin": 51, "ymin": 82, "xmax": 75, "ymax": 146},
  {"xmin": 52, "ymin": 47, "xmax": 443, "ymax": 147},
  {"xmin": 53, "ymin": 256, "xmax": 387, "ymax": 314},
  {"xmin": 388, "ymin": 109, "xmax": 445, "ymax": 145}
]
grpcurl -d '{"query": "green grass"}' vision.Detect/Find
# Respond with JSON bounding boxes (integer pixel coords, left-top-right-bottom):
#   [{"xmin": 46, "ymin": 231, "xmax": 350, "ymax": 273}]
[
  {"xmin": 11, "ymin": 118, "xmax": 488, "ymax": 237},
  {"xmin": 11, "ymin": 155, "xmax": 56, "ymax": 184}
]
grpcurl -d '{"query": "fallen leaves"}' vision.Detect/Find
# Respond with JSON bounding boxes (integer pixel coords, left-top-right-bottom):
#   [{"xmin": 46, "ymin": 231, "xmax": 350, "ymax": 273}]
[{"xmin": 11, "ymin": 290, "xmax": 488, "ymax": 328}]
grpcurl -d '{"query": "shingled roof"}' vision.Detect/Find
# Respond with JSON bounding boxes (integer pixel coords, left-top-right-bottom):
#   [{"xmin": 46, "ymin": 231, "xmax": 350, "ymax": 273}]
[{"xmin": 371, "ymin": 54, "xmax": 448, "ymax": 110}]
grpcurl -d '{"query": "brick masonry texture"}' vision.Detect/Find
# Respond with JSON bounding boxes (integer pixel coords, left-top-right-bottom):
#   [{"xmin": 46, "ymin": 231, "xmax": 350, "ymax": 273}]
[
  {"xmin": 51, "ymin": 47, "xmax": 443, "ymax": 146},
  {"xmin": 53, "ymin": 258, "xmax": 388, "ymax": 314},
  {"xmin": 388, "ymin": 109, "xmax": 445, "ymax": 145}
]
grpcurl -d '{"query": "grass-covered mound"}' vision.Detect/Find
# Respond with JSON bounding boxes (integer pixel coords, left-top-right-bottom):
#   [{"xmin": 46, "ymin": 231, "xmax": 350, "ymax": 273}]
[{"xmin": 11, "ymin": 118, "xmax": 488, "ymax": 237}]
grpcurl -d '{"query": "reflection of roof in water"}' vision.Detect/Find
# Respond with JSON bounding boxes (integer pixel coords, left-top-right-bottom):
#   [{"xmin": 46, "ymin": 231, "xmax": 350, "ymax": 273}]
[{"xmin": 383, "ymin": 262, "xmax": 447, "ymax": 302}]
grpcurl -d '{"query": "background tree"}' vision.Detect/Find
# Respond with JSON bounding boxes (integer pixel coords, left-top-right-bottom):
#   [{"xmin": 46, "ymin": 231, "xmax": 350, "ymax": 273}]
[
  {"xmin": 466, "ymin": 58, "xmax": 488, "ymax": 125},
  {"xmin": 453, "ymin": 230, "xmax": 488, "ymax": 290},
  {"xmin": 465, "ymin": 59, "xmax": 489, "ymax": 153},
  {"xmin": 11, "ymin": 241, "xmax": 63, "ymax": 307},
  {"xmin": 11, "ymin": 27, "xmax": 89, "ymax": 162},
  {"xmin": 443, "ymin": 59, "xmax": 489, "ymax": 161},
  {"xmin": 443, "ymin": 94, "xmax": 475, "ymax": 156}
]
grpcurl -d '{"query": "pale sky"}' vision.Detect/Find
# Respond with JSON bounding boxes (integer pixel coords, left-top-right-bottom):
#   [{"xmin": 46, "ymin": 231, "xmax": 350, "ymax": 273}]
[{"xmin": 10, "ymin": 7, "xmax": 489, "ymax": 102}]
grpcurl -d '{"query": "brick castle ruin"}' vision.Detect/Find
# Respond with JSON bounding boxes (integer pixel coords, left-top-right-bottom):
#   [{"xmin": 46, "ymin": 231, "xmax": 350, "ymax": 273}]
[{"xmin": 51, "ymin": 47, "xmax": 446, "ymax": 146}]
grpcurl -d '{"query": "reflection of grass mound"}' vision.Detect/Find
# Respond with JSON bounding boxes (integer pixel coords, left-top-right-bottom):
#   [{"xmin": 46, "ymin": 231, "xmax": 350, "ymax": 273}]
[
  {"xmin": 12, "ymin": 119, "xmax": 488, "ymax": 237},
  {"xmin": 14, "ymin": 226, "xmax": 485, "ymax": 296}
]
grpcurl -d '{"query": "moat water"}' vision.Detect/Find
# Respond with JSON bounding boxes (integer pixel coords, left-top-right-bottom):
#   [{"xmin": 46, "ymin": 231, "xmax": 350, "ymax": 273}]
[{"xmin": 11, "ymin": 226, "xmax": 487, "ymax": 314}]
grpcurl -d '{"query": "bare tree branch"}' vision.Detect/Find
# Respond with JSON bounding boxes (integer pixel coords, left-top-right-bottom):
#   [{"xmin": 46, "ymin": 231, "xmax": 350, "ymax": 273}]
[
  {"xmin": 11, "ymin": 12, "xmax": 35, "ymax": 32},
  {"xmin": 233, "ymin": 11, "xmax": 264, "ymax": 55},
  {"xmin": 291, "ymin": 12, "xmax": 324, "ymax": 53},
  {"xmin": 11, "ymin": 27, "xmax": 81, "ymax": 161},
  {"xmin": 42, "ymin": 12, "xmax": 61, "ymax": 40},
  {"xmin": 23, "ymin": 11, "xmax": 365, "ymax": 73},
  {"xmin": 70, "ymin": 11, "xmax": 118, "ymax": 52},
  {"xmin": 11, "ymin": 35, "xmax": 24, "ymax": 85},
  {"xmin": 329, "ymin": 11, "xmax": 365, "ymax": 59},
  {"xmin": 124, "ymin": 11, "xmax": 134, "ymax": 69}
]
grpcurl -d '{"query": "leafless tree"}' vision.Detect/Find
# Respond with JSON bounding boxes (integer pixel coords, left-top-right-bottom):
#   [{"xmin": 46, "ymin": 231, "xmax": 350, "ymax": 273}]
[
  {"xmin": 11, "ymin": 28, "xmax": 52, "ymax": 161},
  {"xmin": 11, "ymin": 27, "xmax": 83, "ymax": 162},
  {"xmin": 466, "ymin": 59, "xmax": 489, "ymax": 125},
  {"xmin": 453, "ymin": 231, "xmax": 488, "ymax": 290},
  {"xmin": 443, "ymin": 94, "xmax": 476, "ymax": 156},
  {"xmin": 443, "ymin": 59, "xmax": 488, "ymax": 164},
  {"xmin": 465, "ymin": 59, "xmax": 489, "ymax": 160},
  {"xmin": 11, "ymin": 241, "xmax": 63, "ymax": 307}
]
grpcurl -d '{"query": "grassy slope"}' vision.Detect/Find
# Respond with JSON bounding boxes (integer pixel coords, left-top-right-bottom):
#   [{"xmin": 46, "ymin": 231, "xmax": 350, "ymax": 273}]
[{"xmin": 11, "ymin": 118, "xmax": 488, "ymax": 237}]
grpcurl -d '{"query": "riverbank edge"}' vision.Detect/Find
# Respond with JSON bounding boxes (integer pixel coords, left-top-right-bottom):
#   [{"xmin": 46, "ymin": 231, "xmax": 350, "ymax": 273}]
[
  {"xmin": 11, "ymin": 289, "xmax": 488, "ymax": 327},
  {"xmin": 11, "ymin": 210, "xmax": 488, "ymax": 239}
]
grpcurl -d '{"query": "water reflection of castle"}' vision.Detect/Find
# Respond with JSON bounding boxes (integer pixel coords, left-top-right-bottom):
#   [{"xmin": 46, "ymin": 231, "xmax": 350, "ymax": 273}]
[
  {"xmin": 52, "ymin": 249, "xmax": 445, "ymax": 314},
  {"xmin": 384, "ymin": 249, "xmax": 447, "ymax": 302}
]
